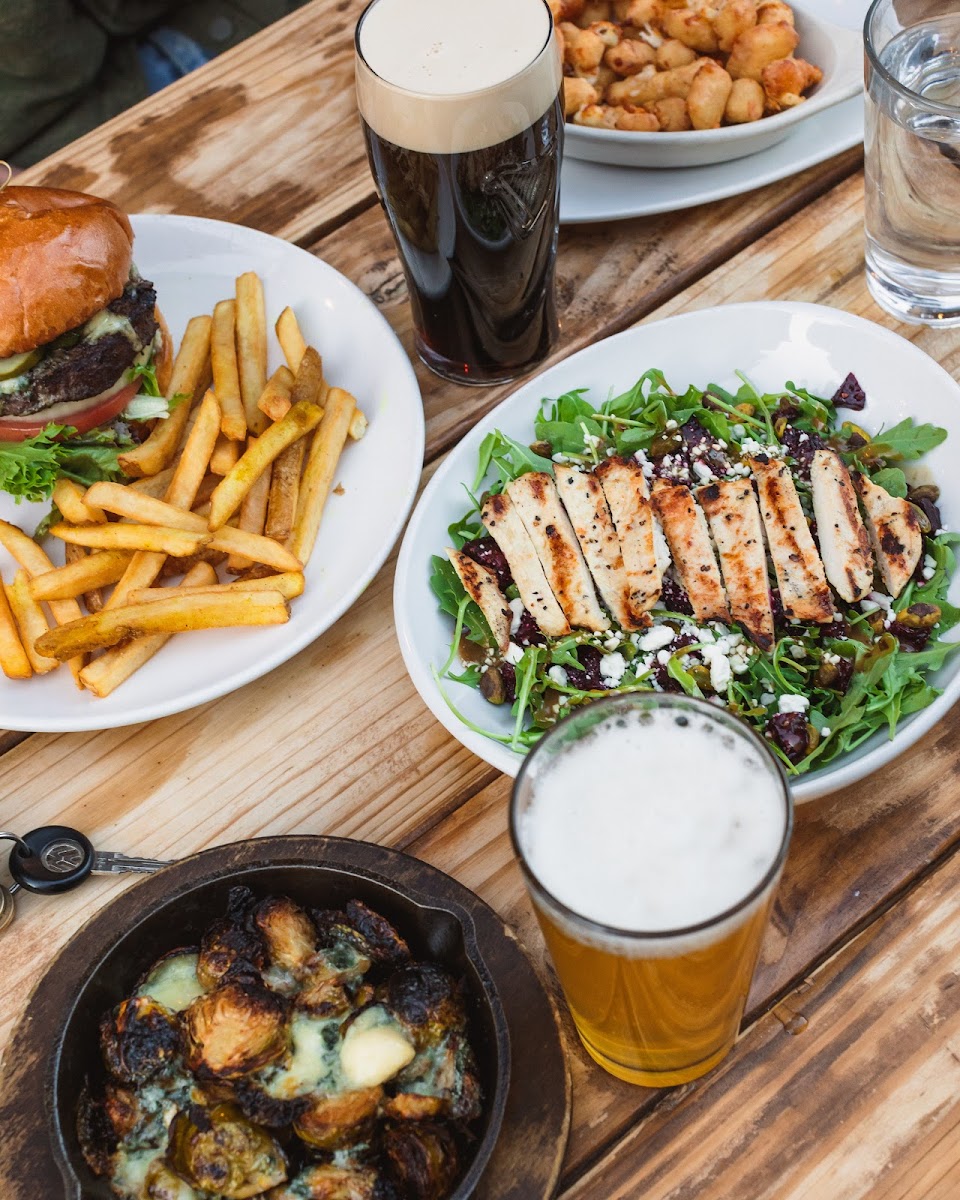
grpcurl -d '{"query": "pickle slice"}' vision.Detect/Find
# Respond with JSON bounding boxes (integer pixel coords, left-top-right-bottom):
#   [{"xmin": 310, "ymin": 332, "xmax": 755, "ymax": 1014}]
[{"xmin": 0, "ymin": 350, "xmax": 40, "ymax": 380}]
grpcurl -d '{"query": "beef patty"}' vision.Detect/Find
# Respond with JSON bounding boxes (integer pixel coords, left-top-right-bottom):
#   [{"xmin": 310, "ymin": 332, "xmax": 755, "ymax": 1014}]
[{"xmin": 2, "ymin": 278, "xmax": 159, "ymax": 417}]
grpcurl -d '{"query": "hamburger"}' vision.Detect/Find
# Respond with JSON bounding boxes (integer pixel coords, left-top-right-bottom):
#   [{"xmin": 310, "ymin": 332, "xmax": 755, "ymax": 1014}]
[{"xmin": 0, "ymin": 186, "xmax": 173, "ymax": 502}]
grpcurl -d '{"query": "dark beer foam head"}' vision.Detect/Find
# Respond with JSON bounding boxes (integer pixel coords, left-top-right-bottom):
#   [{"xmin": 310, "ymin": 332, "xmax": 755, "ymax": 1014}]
[{"xmin": 356, "ymin": 0, "xmax": 561, "ymax": 154}]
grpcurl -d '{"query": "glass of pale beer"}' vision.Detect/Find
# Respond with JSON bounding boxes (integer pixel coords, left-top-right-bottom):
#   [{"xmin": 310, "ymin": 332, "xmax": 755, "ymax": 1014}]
[
  {"xmin": 511, "ymin": 693, "xmax": 792, "ymax": 1086},
  {"xmin": 355, "ymin": 0, "xmax": 563, "ymax": 385}
]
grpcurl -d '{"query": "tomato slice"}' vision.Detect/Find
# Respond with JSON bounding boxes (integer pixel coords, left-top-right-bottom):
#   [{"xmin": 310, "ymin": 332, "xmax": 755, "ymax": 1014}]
[{"xmin": 0, "ymin": 382, "xmax": 141, "ymax": 442}]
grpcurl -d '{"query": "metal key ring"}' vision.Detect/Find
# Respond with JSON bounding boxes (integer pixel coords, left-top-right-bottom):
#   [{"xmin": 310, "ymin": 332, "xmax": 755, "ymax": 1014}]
[{"xmin": 0, "ymin": 832, "xmax": 29, "ymax": 854}]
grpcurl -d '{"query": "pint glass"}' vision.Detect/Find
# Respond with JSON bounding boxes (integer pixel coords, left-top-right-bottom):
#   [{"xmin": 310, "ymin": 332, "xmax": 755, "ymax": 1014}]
[
  {"xmin": 511, "ymin": 694, "xmax": 792, "ymax": 1086},
  {"xmin": 355, "ymin": 0, "xmax": 563, "ymax": 385}
]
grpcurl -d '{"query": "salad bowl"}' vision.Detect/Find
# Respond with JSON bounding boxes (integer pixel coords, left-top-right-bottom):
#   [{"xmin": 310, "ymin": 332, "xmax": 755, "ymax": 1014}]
[{"xmin": 394, "ymin": 302, "xmax": 960, "ymax": 804}]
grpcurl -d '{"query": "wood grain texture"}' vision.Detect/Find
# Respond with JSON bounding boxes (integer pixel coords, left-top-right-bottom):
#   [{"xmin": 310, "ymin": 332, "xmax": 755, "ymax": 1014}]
[
  {"xmin": 310, "ymin": 148, "xmax": 863, "ymax": 461},
  {"xmin": 15, "ymin": 0, "xmax": 376, "ymax": 245}
]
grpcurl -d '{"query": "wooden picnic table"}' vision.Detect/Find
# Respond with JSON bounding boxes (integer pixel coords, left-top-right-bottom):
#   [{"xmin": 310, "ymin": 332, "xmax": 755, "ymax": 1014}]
[{"xmin": 3, "ymin": 3, "xmax": 960, "ymax": 1197}]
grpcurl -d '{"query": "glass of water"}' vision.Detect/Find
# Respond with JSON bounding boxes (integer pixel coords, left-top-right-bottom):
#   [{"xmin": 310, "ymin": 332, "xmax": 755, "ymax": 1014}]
[{"xmin": 864, "ymin": 0, "xmax": 960, "ymax": 325}]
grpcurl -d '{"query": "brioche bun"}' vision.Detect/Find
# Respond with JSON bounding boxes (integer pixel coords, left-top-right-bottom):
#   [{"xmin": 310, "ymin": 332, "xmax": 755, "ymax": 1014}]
[
  {"xmin": 154, "ymin": 306, "xmax": 173, "ymax": 395},
  {"xmin": 0, "ymin": 186, "xmax": 134, "ymax": 358}
]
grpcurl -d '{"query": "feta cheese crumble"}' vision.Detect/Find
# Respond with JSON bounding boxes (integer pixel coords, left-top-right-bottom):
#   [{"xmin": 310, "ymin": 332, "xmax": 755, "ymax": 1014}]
[
  {"xmin": 504, "ymin": 642, "xmax": 524, "ymax": 665},
  {"xmin": 599, "ymin": 652, "xmax": 627, "ymax": 686},
  {"xmin": 637, "ymin": 624, "xmax": 675, "ymax": 653},
  {"xmin": 778, "ymin": 694, "xmax": 810, "ymax": 715},
  {"xmin": 508, "ymin": 598, "xmax": 524, "ymax": 636}
]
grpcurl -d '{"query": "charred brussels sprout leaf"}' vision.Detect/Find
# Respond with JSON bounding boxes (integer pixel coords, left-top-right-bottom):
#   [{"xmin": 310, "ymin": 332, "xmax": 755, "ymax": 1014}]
[
  {"xmin": 99, "ymin": 995, "xmax": 181, "ymax": 1085},
  {"xmin": 197, "ymin": 891, "xmax": 268, "ymax": 990},
  {"xmin": 293, "ymin": 1086, "xmax": 383, "ymax": 1150},
  {"xmin": 383, "ymin": 1121, "xmax": 460, "ymax": 1200},
  {"xmin": 167, "ymin": 1102, "xmax": 287, "ymax": 1198},
  {"xmin": 182, "ymin": 980, "xmax": 288, "ymax": 1079},
  {"xmin": 383, "ymin": 964, "xmax": 467, "ymax": 1046},
  {"xmin": 343, "ymin": 900, "xmax": 411, "ymax": 966},
  {"xmin": 266, "ymin": 1162, "xmax": 382, "ymax": 1200},
  {"xmin": 254, "ymin": 896, "xmax": 318, "ymax": 976},
  {"xmin": 76, "ymin": 1085, "xmax": 117, "ymax": 1177}
]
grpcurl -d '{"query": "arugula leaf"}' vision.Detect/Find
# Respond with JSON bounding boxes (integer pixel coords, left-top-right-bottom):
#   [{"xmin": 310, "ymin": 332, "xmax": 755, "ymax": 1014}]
[
  {"xmin": 870, "ymin": 466, "xmax": 908, "ymax": 497},
  {"xmin": 473, "ymin": 431, "xmax": 553, "ymax": 491},
  {"xmin": 867, "ymin": 419, "xmax": 948, "ymax": 462},
  {"xmin": 429, "ymin": 556, "xmax": 495, "ymax": 650}
]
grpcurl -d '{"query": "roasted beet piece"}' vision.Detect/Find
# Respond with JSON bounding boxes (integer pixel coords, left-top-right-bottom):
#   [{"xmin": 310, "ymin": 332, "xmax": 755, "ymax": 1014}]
[
  {"xmin": 461, "ymin": 537, "xmax": 513, "ymax": 591},
  {"xmin": 680, "ymin": 418, "xmax": 731, "ymax": 477},
  {"xmin": 514, "ymin": 609, "xmax": 545, "ymax": 648},
  {"xmin": 766, "ymin": 712, "xmax": 810, "ymax": 764},
  {"xmin": 831, "ymin": 373, "xmax": 867, "ymax": 410},
  {"xmin": 563, "ymin": 645, "xmax": 606, "ymax": 691},
  {"xmin": 778, "ymin": 423, "xmax": 824, "ymax": 481},
  {"xmin": 660, "ymin": 575, "xmax": 694, "ymax": 616}
]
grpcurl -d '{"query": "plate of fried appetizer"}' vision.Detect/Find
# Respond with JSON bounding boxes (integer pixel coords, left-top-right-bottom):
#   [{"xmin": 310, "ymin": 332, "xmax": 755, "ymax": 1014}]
[{"xmin": 395, "ymin": 302, "xmax": 960, "ymax": 803}]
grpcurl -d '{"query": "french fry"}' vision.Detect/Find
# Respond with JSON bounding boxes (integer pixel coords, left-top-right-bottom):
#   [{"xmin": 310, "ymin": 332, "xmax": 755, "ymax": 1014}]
[
  {"xmin": 207, "ymin": 400, "xmax": 323, "ymax": 531},
  {"xmin": 118, "ymin": 314, "xmax": 212, "ymax": 477},
  {"xmin": 276, "ymin": 306, "xmax": 307, "ymax": 373},
  {"xmin": 0, "ymin": 576, "xmax": 31, "ymax": 679},
  {"xmin": 160, "ymin": 550, "xmax": 228, "ymax": 579},
  {"xmin": 37, "ymin": 591, "xmax": 289, "ymax": 661},
  {"xmin": 83, "ymin": 485, "xmax": 302, "ymax": 573},
  {"xmin": 290, "ymin": 386, "xmax": 356, "ymax": 566},
  {"xmin": 265, "ymin": 439, "xmax": 306, "ymax": 545},
  {"xmin": 130, "ymin": 571, "xmax": 305, "ymax": 603},
  {"xmin": 211, "ymin": 299, "xmax": 246, "ymax": 441},
  {"xmin": 29, "ymin": 550, "xmax": 132, "ymax": 601},
  {"xmin": 51, "ymin": 524, "xmax": 211, "ymax": 557},
  {"xmin": 53, "ymin": 478, "xmax": 105, "ymax": 524},
  {"xmin": 78, "ymin": 562, "xmax": 217, "ymax": 698},
  {"xmin": 6, "ymin": 571, "xmax": 58, "ymax": 674},
  {"xmin": 257, "ymin": 365, "xmax": 295, "ymax": 422},
  {"xmin": 193, "ymin": 473, "xmax": 220, "ymax": 511},
  {"xmin": 236, "ymin": 272, "xmax": 268, "ymax": 436},
  {"xmin": 210, "ymin": 433, "xmax": 241, "ymax": 476},
  {"xmin": 128, "ymin": 468, "xmax": 175, "ymax": 498},
  {"xmin": 348, "ymin": 409, "xmax": 368, "ymax": 442},
  {"xmin": 227, "ymin": 464, "xmax": 271, "ymax": 573}
]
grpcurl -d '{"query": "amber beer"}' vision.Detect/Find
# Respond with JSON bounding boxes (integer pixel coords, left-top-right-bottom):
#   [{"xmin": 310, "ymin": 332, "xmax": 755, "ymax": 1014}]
[
  {"xmin": 355, "ymin": 0, "xmax": 562, "ymax": 385},
  {"xmin": 511, "ymin": 695, "xmax": 792, "ymax": 1086}
]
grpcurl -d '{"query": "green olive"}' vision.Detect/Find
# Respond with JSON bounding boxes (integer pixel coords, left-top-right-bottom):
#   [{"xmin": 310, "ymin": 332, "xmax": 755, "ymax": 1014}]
[
  {"xmin": 908, "ymin": 484, "xmax": 940, "ymax": 505},
  {"xmin": 814, "ymin": 661, "xmax": 839, "ymax": 688},
  {"xmin": 688, "ymin": 664, "xmax": 712, "ymax": 692},
  {"xmin": 480, "ymin": 667, "xmax": 509, "ymax": 705},
  {"xmin": 805, "ymin": 723, "xmax": 821, "ymax": 753},
  {"xmin": 910, "ymin": 503, "xmax": 933, "ymax": 534},
  {"xmin": 529, "ymin": 440, "xmax": 553, "ymax": 458}
]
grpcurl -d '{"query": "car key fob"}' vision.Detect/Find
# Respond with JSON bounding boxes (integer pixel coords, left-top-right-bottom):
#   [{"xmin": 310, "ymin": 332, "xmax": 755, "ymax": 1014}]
[{"xmin": 9, "ymin": 825, "xmax": 95, "ymax": 894}]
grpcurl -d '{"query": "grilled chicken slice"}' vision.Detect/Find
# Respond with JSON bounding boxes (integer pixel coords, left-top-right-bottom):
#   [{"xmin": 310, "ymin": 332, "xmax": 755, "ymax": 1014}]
[
  {"xmin": 697, "ymin": 479, "xmax": 774, "ymax": 651},
  {"xmin": 505, "ymin": 472, "xmax": 610, "ymax": 631},
  {"xmin": 855, "ymin": 472, "xmax": 923, "ymax": 599},
  {"xmin": 650, "ymin": 480, "xmax": 729, "ymax": 623},
  {"xmin": 810, "ymin": 450, "xmax": 874, "ymax": 603},
  {"xmin": 594, "ymin": 456, "xmax": 662, "ymax": 614},
  {"xmin": 554, "ymin": 463, "xmax": 648, "ymax": 629},
  {"xmin": 446, "ymin": 549, "xmax": 511, "ymax": 653},
  {"xmin": 750, "ymin": 458, "xmax": 834, "ymax": 623},
  {"xmin": 480, "ymin": 493, "xmax": 570, "ymax": 637}
]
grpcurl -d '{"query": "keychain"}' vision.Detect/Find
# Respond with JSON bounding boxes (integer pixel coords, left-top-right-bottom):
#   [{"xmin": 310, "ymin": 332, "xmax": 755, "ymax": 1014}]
[{"xmin": 0, "ymin": 826, "xmax": 172, "ymax": 929}]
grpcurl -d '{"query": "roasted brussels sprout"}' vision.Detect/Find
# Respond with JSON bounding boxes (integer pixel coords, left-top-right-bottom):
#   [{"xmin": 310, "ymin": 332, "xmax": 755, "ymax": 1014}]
[
  {"xmin": 183, "ymin": 981, "xmax": 287, "ymax": 1079},
  {"xmin": 388, "ymin": 1031, "xmax": 482, "ymax": 1123},
  {"xmin": 100, "ymin": 995, "xmax": 181, "ymax": 1085},
  {"xmin": 167, "ymin": 1102, "xmax": 287, "ymax": 1198},
  {"xmin": 267, "ymin": 1163, "xmax": 381, "ymax": 1200},
  {"xmin": 77, "ymin": 1085, "xmax": 117, "ymax": 1177},
  {"xmin": 197, "ymin": 888, "xmax": 268, "ymax": 990},
  {"xmin": 382, "ymin": 965, "xmax": 467, "ymax": 1048},
  {"xmin": 383, "ymin": 1122, "xmax": 460, "ymax": 1200},
  {"xmin": 293, "ymin": 1086, "xmax": 383, "ymax": 1150},
  {"xmin": 254, "ymin": 896, "xmax": 318, "ymax": 978},
  {"xmin": 144, "ymin": 1159, "xmax": 203, "ymax": 1199},
  {"xmin": 344, "ymin": 902, "xmax": 411, "ymax": 966},
  {"xmin": 296, "ymin": 975, "xmax": 353, "ymax": 1017},
  {"xmin": 136, "ymin": 950, "xmax": 205, "ymax": 1013}
]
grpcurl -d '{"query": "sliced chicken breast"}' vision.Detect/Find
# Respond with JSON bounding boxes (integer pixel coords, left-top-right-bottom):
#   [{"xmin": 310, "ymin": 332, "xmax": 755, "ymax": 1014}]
[
  {"xmin": 650, "ymin": 479, "xmax": 730, "ymax": 623},
  {"xmin": 481, "ymin": 492, "xmax": 570, "ymax": 637},
  {"xmin": 554, "ymin": 464, "xmax": 648, "ymax": 630},
  {"xmin": 697, "ymin": 479, "xmax": 775, "ymax": 650},
  {"xmin": 506, "ymin": 472, "xmax": 610, "ymax": 631},
  {"xmin": 855, "ymin": 472, "xmax": 923, "ymax": 599},
  {"xmin": 593, "ymin": 456, "xmax": 662, "ymax": 614},
  {"xmin": 810, "ymin": 449, "xmax": 874, "ymax": 603},
  {"xmin": 446, "ymin": 548, "xmax": 511, "ymax": 653},
  {"xmin": 750, "ymin": 458, "xmax": 834, "ymax": 623}
]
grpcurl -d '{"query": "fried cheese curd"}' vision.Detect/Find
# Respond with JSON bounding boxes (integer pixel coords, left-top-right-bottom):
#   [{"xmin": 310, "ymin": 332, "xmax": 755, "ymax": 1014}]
[
  {"xmin": 78, "ymin": 887, "xmax": 484, "ymax": 1200},
  {"xmin": 550, "ymin": 0, "xmax": 822, "ymax": 132}
]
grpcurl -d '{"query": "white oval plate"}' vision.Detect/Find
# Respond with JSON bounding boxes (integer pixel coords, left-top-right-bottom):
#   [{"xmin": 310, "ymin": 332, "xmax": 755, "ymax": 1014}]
[
  {"xmin": 0, "ymin": 214, "xmax": 424, "ymax": 731},
  {"xmin": 563, "ymin": 5, "xmax": 862, "ymax": 169},
  {"xmin": 395, "ymin": 302, "xmax": 960, "ymax": 803}
]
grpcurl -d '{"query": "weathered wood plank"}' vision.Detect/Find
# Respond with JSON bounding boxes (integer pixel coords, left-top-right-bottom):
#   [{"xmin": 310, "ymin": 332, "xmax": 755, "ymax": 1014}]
[
  {"xmin": 15, "ymin": 0, "xmax": 376, "ymax": 245},
  {"xmin": 311, "ymin": 149, "xmax": 863, "ymax": 461},
  {"xmin": 559, "ymin": 841, "xmax": 960, "ymax": 1200}
]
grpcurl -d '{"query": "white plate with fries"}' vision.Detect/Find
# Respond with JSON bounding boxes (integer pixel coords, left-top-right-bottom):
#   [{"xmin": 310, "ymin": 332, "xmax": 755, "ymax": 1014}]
[{"xmin": 0, "ymin": 215, "xmax": 424, "ymax": 730}]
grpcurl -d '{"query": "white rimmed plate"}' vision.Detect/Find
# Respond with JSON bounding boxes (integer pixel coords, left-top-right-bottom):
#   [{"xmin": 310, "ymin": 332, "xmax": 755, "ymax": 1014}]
[
  {"xmin": 394, "ymin": 302, "xmax": 960, "ymax": 803},
  {"xmin": 0, "ymin": 214, "xmax": 424, "ymax": 731},
  {"xmin": 563, "ymin": 5, "xmax": 863, "ymax": 169}
]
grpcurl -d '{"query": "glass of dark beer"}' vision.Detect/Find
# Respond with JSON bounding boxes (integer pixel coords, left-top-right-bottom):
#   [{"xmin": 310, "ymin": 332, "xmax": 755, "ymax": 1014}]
[{"xmin": 355, "ymin": 0, "xmax": 563, "ymax": 385}]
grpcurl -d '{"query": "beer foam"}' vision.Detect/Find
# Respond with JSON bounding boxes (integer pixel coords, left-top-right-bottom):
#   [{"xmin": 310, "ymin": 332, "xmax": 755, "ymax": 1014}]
[
  {"xmin": 517, "ymin": 708, "xmax": 787, "ymax": 936},
  {"xmin": 356, "ymin": 0, "xmax": 561, "ymax": 154}
]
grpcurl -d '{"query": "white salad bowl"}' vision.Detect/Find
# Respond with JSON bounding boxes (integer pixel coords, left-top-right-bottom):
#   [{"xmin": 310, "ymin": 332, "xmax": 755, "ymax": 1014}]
[
  {"xmin": 562, "ymin": 4, "xmax": 863, "ymax": 169},
  {"xmin": 394, "ymin": 302, "xmax": 960, "ymax": 804}
]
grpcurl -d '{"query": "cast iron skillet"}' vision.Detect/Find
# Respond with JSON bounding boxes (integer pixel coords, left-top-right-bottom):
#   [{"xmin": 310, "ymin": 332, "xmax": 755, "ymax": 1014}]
[{"xmin": 48, "ymin": 836, "xmax": 512, "ymax": 1200}]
